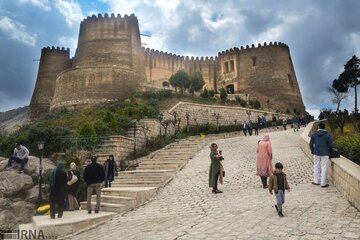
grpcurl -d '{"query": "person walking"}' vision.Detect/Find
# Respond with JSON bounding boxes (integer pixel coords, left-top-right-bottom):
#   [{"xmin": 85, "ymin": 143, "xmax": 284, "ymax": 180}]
[
  {"xmin": 67, "ymin": 162, "xmax": 80, "ymax": 211},
  {"xmin": 247, "ymin": 120, "xmax": 253, "ymax": 136},
  {"xmin": 6, "ymin": 143, "xmax": 30, "ymax": 173},
  {"xmin": 257, "ymin": 115, "xmax": 262, "ymax": 129},
  {"xmin": 253, "ymin": 121, "xmax": 259, "ymax": 136},
  {"xmin": 269, "ymin": 162, "xmax": 290, "ymax": 217},
  {"xmin": 49, "ymin": 162, "xmax": 67, "ymax": 219},
  {"xmin": 256, "ymin": 134, "xmax": 273, "ymax": 188},
  {"xmin": 282, "ymin": 117, "xmax": 287, "ymax": 130},
  {"xmin": 309, "ymin": 122, "xmax": 334, "ymax": 188},
  {"xmin": 242, "ymin": 121, "xmax": 248, "ymax": 136},
  {"xmin": 209, "ymin": 143, "xmax": 224, "ymax": 193},
  {"xmin": 103, "ymin": 155, "xmax": 117, "ymax": 188},
  {"xmin": 84, "ymin": 156, "xmax": 105, "ymax": 214},
  {"xmin": 272, "ymin": 115, "xmax": 277, "ymax": 129}
]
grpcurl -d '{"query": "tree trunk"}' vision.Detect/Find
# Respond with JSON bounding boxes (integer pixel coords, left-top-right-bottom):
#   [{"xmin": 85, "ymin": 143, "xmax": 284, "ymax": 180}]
[{"xmin": 355, "ymin": 84, "xmax": 358, "ymax": 113}]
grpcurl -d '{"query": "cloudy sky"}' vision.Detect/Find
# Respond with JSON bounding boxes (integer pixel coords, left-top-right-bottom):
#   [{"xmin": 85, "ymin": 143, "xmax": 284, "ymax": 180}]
[{"xmin": 0, "ymin": 0, "xmax": 359, "ymax": 117}]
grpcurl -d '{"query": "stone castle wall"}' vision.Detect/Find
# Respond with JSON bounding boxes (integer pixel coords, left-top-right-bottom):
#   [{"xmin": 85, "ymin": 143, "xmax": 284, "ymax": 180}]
[{"xmin": 29, "ymin": 13, "xmax": 305, "ymax": 118}]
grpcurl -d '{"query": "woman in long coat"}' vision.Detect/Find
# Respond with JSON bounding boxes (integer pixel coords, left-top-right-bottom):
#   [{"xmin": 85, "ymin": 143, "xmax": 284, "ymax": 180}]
[
  {"xmin": 209, "ymin": 143, "xmax": 223, "ymax": 193},
  {"xmin": 67, "ymin": 162, "xmax": 80, "ymax": 211},
  {"xmin": 256, "ymin": 134, "xmax": 273, "ymax": 188},
  {"xmin": 103, "ymin": 155, "xmax": 117, "ymax": 188},
  {"xmin": 49, "ymin": 162, "xmax": 67, "ymax": 219}
]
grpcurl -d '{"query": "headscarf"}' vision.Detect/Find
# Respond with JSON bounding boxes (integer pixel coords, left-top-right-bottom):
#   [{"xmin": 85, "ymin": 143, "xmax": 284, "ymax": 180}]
[
  {"xmin": 49, "ymin": 162, "xmax": 65, "ymax": 188},
  {"xmin": 70, "ymin": 162, "xmax": 77, "ymax": 170},
  {"xmin": 262, "ymin": 134, "xmax": 270, "ymax": 141}
]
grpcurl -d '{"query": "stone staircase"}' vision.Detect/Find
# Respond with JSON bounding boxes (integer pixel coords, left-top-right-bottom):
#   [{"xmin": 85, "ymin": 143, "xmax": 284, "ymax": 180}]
[{"xmin": 80, "ymin": 136, "xmax": 212, "ymax": 213}]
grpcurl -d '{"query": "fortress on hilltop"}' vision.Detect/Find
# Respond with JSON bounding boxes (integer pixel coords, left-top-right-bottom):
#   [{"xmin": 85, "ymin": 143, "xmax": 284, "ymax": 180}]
[{"xmin": 29, "ymin": 13, "xmax": 305, "ymax": 118}]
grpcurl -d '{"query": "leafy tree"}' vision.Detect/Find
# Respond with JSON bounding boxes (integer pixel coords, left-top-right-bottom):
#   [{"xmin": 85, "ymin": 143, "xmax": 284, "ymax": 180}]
[
  {"xmin": 253, "ymin": 100, "xmax": 261, "ymax": 109},
  {"xmin": 219, "ymin": 88, "xmax": 228, "ymax": 101},
  {"xmin": 189, "ymin": 71, "xmax": 205, "ymax": 95},
  {"xmin": 327, "ymin": 86, "xmax": 348, "ymax": 114},
  {"xmin": 169, "ymin": 70, "xmax": 190, "ymax": 94},
  {"xmin": 332, "ymin": 55, "xmax": 360, "ymax": 113}
]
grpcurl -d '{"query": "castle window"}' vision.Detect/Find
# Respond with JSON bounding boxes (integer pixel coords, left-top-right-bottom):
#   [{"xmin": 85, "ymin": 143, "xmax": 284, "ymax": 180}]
[
  {"xmin": 224, "ymin": 62, "xmax": 229, "ymax": 73},
  {"xmin": 288, "ymin": 74, "xmax": 294, "ymax": 89},
  {"xmin": 229, "ymin": 60, "xmax": 235, "ymax": 72},
  {"xmin": 252, "ymin": 56, "xmax": 257, "ymax": 66}
]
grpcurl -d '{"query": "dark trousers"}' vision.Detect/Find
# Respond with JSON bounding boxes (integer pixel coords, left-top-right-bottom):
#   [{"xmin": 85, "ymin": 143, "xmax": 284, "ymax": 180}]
[
  {"xmin": 50, "ymin": 200, "xmax": 64, "ymax": 219},
  {"xmin": 8, "ymin": 156, "xmax": 28, "ymax": 170},
  {"xmin": 260, "ymin": 176, "xmax": 268, "ymax": 187},
  {"xmin": 105, "ymin": 174, "xmax": 114, "ymax": 188},
  {"xmin": 243, "ymin": 129, "xmax": 247, "ymax": 136},
  {"xmin": 248, "ymin": 129, "xmax": 252, "ymax": 136},
  {"xmin": 254, "ymin": 128, "xmax": 259, "ymax": 135},
  {"xmin": 213, "ymin": 172, "xmax": 220, "ymax": 190}
]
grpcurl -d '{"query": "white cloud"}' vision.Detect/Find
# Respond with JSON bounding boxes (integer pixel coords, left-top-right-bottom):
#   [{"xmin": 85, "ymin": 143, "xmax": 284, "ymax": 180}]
[
  {"xmin": 306, "ymin": 109, "xmax": 320, "ymax": 119},
  {"xmin": 101, "ymin": 0, "xmax": 141, "ymax": 15},
  {"xmin": 18, "ymin": 0, "xmax": 51, "ymax": 11},
  {"xmin": 58, "ymin": 36, "xmax": 77, "ymax": 56},
  {"xmin": 55, "ymin": 0, "xmax": 84, "ymax": 28},
  {"xmin": 0, "ymin": 16, "xmax": 37, "ymax": 46},
  {"xmin": 349, "ymin": 32, "xmax": 360, "ymax": 57}
]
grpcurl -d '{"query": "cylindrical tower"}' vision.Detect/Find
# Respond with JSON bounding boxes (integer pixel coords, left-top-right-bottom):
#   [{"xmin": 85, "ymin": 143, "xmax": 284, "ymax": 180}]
[
  {"xmin": 50, "ymin": 13, "xmax": 146, "ymax": 112},
  {"xmin": 217, "ymin": 42, "xmax": 305, "ymax": 114},
  {"xmin": 29, "ymin": 47, "xmax": 71, "ymax": 118}
]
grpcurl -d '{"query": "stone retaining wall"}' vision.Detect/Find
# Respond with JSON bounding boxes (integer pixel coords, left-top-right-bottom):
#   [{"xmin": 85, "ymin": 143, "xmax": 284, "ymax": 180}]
[{"xmin": 300, "ymin": 121, "xmax": 360, "ymax": 210}]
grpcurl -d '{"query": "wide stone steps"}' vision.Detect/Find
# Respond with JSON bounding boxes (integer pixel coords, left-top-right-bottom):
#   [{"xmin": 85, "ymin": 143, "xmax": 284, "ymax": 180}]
[
  {"xmin": 80, "ymin": 201, "xmax": 127, "ymax": 213},
  {"xmin": 90, "ymin": 195, "xmax": 136, "ymax": 206}
]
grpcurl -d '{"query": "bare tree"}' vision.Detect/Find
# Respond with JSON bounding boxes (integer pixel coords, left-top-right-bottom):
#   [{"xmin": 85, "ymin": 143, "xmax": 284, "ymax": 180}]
[{"xmin": 327, "ymin": 86, "xmax": 348, "ymax": 113}]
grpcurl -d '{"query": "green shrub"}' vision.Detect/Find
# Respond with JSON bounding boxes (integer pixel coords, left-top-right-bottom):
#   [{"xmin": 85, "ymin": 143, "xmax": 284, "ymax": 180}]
[
  {"xmin": 253, "ymin": 100, "xmax": 261, "ymax": 109},
  {"xmin": 236, "ymin": 96, "xmax": 247, "ymax": 107},
  {"xmin": 335, "ymin": 134, "xmax": 360, "ymax": 165},
  {"xmin": 208, "ymin": 90, "xmax": 216, "ymax": 97},
  {"xmin": 200, "ymin": 89, "xmax": 209, "ymax": 98},
  {"xmin": 219, "ymin": 88, "xmax": 228, "ymax": 101}
]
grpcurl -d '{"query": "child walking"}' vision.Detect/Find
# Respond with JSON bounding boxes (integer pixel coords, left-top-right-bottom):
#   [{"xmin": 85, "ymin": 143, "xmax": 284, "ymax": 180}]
[{"xmin": 269, "ymin": 162, "xmax": 290, "ymax": 217}]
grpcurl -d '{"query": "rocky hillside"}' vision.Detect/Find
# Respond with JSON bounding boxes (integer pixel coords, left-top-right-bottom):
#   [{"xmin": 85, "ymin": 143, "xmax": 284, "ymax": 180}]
[{"xmin": 0, "ymin": 106, "xmax": 29, "ymax": 134}]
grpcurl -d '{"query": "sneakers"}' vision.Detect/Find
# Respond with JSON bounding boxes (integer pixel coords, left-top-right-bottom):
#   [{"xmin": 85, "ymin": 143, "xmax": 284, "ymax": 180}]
[
  {"xmin": 278, "ymin": 211, "xmax": 284, "ymax": 217},
  {"xmin": 311, "ymin": 182, "xmax": 320, "ymax": 186},
  {"xmin": 321, "ymin": 184, "xmax": 329, "ymax": 188}
]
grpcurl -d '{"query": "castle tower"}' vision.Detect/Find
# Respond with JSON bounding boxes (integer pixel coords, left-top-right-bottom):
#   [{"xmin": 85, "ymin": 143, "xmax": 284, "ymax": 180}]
[
  {"xmin": 217, "ymin": 42, "xmax": 305, "ymax": 113},
  {"xmin": 29, "ymin": 47, "xmax": 71, "ymax": 118},
  {"xmin": 50, "ymin": 13, "xmax": 146, "ymax": 111}
]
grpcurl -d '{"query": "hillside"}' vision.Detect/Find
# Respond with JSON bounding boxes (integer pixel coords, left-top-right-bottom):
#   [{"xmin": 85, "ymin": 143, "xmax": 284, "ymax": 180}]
[{"xmin": 0, "ymin": 106, "xmax": 29, "ymax": 134}]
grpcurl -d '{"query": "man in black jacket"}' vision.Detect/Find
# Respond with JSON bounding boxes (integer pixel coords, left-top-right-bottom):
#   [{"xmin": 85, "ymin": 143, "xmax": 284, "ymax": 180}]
[{"xmin": 84, "ymin": 156, "xmax": 105, "ymax": 214}]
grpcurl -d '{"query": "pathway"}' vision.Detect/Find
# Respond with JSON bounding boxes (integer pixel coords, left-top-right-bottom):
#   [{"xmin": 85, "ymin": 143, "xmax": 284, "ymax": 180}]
[{"xmin": 68, "ymin": 129, "xmax": 360, "ymax": 240}]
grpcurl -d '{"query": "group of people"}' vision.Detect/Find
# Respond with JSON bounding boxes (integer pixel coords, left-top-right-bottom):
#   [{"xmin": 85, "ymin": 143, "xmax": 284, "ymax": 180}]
[
  {"xmin": 49, "ymin": 155, "xmax": 118, "ymax": 218},
  {"xmin": 242, "ymin": 115, "xmax": 269, "ymax": 137},
  {"xmin": 209, "ymin": 121, "xmax": 334, "ymax": 218}
]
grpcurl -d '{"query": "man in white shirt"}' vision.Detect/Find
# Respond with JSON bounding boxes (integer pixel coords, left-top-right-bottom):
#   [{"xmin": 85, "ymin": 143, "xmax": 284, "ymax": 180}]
[{"xmin": 7, "ymin": 143, "xmax": 30, "ymax": 173}]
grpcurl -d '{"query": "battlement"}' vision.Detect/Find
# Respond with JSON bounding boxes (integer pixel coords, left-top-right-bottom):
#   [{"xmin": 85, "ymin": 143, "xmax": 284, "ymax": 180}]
[
  {"xmin": 81, "ymin": 13, "xmax": 138, "ymax": 24},
  {"xmin": 218, "ymin": 41, "xmax": 289, "ymax": 57},
  {"xmin": 41, "ymin": 46, "xmax": 70, "ymax": 54},
  {"xmin": 143, "ymin": 47, "xmax": 217, "ymax": 62}
]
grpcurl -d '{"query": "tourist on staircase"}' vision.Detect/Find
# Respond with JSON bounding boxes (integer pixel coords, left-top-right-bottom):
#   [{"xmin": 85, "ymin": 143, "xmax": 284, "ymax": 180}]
[
  {"xmin": 6, "ymin": 143, "xmax": 29, "ymax": 173},
  {"xmin": 209, "ymin": 143, "xmax": 224, "ymax": 194},
  {"xmin": 67, "ymin": 162, "xmax": 80, "ymax": 211},
  {"xmin": 84, "ymin": 156, "xmax": 105, "ymax": 214},
  {"xmin": 103, "ymin": 155, "xmax": 117, "ymax": 188},
  {"xmin": 48, "ymin": 162, "xmax": 67, "ymax": 219},
  {"xmin": 256, "ymin": 134, "xmax": 273, "ymax": 188}
]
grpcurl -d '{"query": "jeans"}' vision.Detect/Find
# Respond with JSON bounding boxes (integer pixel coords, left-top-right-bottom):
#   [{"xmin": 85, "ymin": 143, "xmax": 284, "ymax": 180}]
[
  {"xmin": 8, "ymin": 156, "xmax": 28, "ymax": 170},
  {"xmin": 275, "ymin": 190, "xmax": 285, "ymax": 213},
  {"xmin": 105, "ymin": 174, "xmax": 114, "ymax": 188}
]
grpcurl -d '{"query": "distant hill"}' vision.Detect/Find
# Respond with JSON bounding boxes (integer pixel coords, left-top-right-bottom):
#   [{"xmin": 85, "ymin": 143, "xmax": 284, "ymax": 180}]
[{"xmin": 0, "ymin": 106, "xmax": 29, "ymax": 134}]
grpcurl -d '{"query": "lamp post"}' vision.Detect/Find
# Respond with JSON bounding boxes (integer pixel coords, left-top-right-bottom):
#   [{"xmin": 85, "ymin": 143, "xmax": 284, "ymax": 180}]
[
  {"xmin": 172, "ymin": 111, "xmax": 179, "ymax": 137},
  {"xmin": 185, "ymin": 113, "xmax": 190, "ymax": 133},
  {"xmin": 158, "ymin": 113, "xmax": 164, "ymax": 136},
  {"xmin": 37, "ymin": 141, "xmax": 44, "ymax": 206},
  {"xmin": 246, "ymin": 110, "xmax": 252, "ymax": 122},
  {"xmin": 132, "ymin": 120, "xmax": 137, "ymax": 159},
  {"xmin": 214, "ymin": 113, "xmax": 220, "ymax": 131}
]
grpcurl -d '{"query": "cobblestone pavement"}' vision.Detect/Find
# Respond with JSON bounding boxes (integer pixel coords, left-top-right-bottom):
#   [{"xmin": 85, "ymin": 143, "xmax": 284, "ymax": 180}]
[{"xmin": 70, "ymin": 130, "xmax": 360, "ymax": 240}]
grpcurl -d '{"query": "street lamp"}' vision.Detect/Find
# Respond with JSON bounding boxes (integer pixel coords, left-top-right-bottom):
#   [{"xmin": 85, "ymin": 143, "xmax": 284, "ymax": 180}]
[
  {"xmin": 158, "ymin": 113, "xmax": 164, "ymax": 136},
  {"xmin": 214, "ymin": 113, "xmax": 220, "ymax": 131},
  {"xmin": 246, "ymin": 110, "xmax": 252, "ymax": 122},
  {"xmin": 37, "ymin": 141, "xmax": 44, "ymax": 206},
  {"xmin": 172, "ymin": 111, "xmax": 179, "ymax": 137},
  {"xmin": 132, "ymin": 120, "xmax": 137, "ymax": 159},
  {"xmin": 185, "ymin": 113, "xmax": 190, "ymax": 133}
]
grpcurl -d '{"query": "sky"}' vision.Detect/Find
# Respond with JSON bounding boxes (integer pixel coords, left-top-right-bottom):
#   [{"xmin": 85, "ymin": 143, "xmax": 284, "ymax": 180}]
[{"xmin": 0, "ymin": 0, "xmax": 360, "ymax": 118}]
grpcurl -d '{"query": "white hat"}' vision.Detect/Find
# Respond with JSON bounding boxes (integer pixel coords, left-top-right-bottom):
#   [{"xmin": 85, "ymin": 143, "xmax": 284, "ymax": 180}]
[{"xmin": 70, "ymin": 162, "xmax": 76, "ymax": 170}]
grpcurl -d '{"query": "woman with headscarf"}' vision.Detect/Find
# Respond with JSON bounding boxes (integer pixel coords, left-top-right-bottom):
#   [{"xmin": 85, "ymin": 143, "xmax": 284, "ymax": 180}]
[
  {"xmin": 67, "ymin": 162, "xmax": 80, "ymax": 211},
  {"xmin": 48, "ymin": 162, "xmax": 68, "ymax": 219},
  {"xmin": 256, "ymin": 134, "xmax": 273, "ymax": 188},
  {"xmin": 103, "ymin": 155, "xmax": 117, "ymax": 188},
  {"xmin": 209, "ymin": 143, "xmax": 224, "ymax": 193}
]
